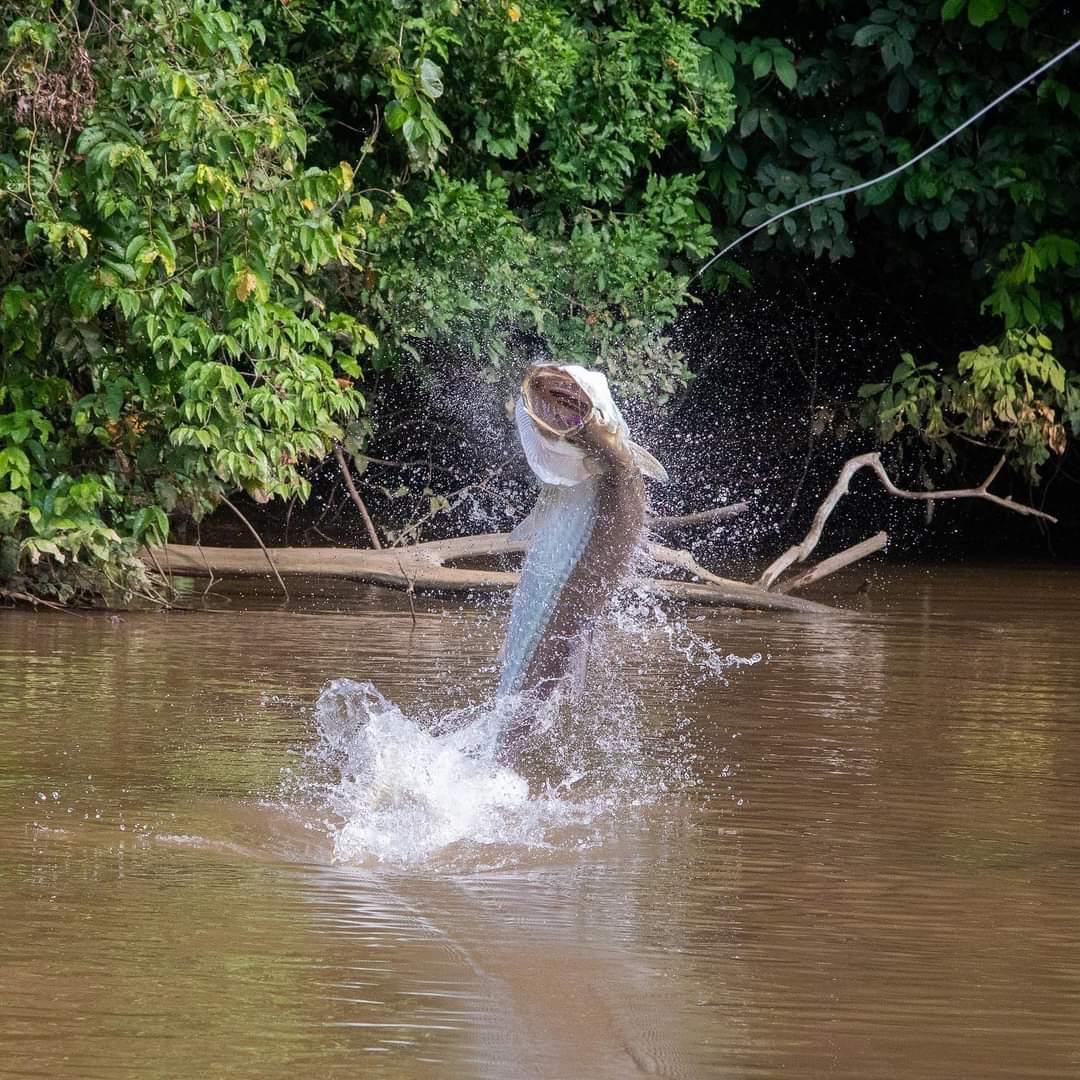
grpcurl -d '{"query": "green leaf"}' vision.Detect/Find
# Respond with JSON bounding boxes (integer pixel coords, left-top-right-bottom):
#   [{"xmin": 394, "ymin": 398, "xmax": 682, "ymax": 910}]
[
  {"xmin": 852, "ymin": 24, "xmax": 889, "ymax": 47},
  {"xmin": 1007, "ymin": 0, "xmax": 1031, "ymax": 27},
  {"xmin": 419, "ymin": 59, "xmax": 444, "ymax": 100},
  {"xmin": 759, "ymin": 111, "xmax": 786, "ymax": 146},
  {"xmin": 385, "ymin": 101, "xmax": 409, "ymax": 131},
  {"xmin": 751, "ymin": 51, "xmax": 772, "ymax": 80},
  {"xmin": 774, "ymin": 58, "xmax": 797, "ymax": 90},
  {"xmin": 887, "ymin": 72, "xmax": 910, "ymax": 113},
  {"xmin": 105, "ymin": 381, "xmax": 125, "ymax": 422},
  {"xmin": 881, "ymin": 35, "xmax": 914, "ymax": 71},
  {"xmin": 968, "ymin": 0, "xmax": 1006, "ymax": 26},
  {"xmin": 25, "ymin": 538, "xmax": 64, "ymax": 564},
  {"xmin": 941, "ymin": 0, "xmax": 966, "ymax": 19},
  {"xmin": 0, "ymin": 492, "xmax": 22, "ymax": 533},
  {"xmin": 862, "ymin": 177, "xmax": 897, "ymax": 206}
]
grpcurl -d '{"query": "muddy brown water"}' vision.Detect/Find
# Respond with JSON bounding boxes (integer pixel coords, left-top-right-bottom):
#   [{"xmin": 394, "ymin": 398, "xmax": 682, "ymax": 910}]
[{"xmin": 1, "ymin": 564, "xmax": 1079, "ymax": 1079}]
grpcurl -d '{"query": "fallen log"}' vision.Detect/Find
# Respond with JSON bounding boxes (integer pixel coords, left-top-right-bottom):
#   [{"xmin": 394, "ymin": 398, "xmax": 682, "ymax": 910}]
[
  {"xmin": 146, "ymin": 453, "xmax": 1053, "ymax": 616},
  {"xmin": 148, "ymin": 535, "xmax": 834, "ymax": 614}
]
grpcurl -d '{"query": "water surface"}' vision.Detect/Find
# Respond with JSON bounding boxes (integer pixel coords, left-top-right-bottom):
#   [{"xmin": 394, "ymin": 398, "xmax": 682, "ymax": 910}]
[{"xmin": 2, "ymin": 565, "xmax": 1079, "ymax": 1078}]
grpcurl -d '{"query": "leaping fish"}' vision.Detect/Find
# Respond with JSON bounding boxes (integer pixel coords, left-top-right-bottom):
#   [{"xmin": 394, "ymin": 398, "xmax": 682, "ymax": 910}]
[{"xmin": 497, "ymin": 364, "xmax": 668, "ymax": 701}]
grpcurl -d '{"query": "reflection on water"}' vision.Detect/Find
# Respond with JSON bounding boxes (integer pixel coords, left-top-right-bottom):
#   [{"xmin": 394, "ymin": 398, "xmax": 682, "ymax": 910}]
[{"xmin": 2, "ymin": 566, "xmax": 1080, "ymax": 1078}]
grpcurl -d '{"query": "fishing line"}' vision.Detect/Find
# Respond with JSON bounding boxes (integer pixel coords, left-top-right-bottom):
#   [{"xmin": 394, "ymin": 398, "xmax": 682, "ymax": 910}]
[{"xmin": 691, "ymin": 37, "xmax": 1080, "ymax": 283}]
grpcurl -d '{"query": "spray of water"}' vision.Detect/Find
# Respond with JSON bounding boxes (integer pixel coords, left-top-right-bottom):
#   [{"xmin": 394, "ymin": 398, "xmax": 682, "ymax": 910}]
[{"xmin": 297, "ymin": 584, "xmax": 759, "ymax": 868}]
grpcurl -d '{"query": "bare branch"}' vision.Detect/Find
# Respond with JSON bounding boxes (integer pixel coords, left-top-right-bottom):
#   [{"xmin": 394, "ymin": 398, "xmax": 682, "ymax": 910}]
[
  {"xmin": 647, "ymin": 542, "xmax": 750, "ymax": 590},
  {"xmin": 395, "ymin": 554, "xmax": 417, "ymax": 625},
  {"xmin": 333, "ymin": 443, "xmax": 382, "ymax": 550},
  {"xmin": 195, "ymin": 540, "xmax": 218, "ymax": 599},
  {"xmin": 776, "ymin": 531, "xmax": 888, "ymax": 594},
  {"xmin": 758, "ymin": 452, "xmax": 1057, "ymax": 591},
  {"xmin": 648, "ymin": 503, "xmax": 749, "ymax": 530},
  {"xmin": 218, "ymin": 494, "xmax": 289, "ymax": 601},
  {"xmin": 644, "ymin": 577, "xmax": 834, "ymax": 614},
  {"xmin": 1, "ymin": 589, "xmax": 91, "ymax": 617},
  {"xmin": 142, "ymin": 543, "xmax": 175, "ymax": 596},
  {"xmin": 391, "ymin": 461, "xmax": 510, "ymax": 548}
]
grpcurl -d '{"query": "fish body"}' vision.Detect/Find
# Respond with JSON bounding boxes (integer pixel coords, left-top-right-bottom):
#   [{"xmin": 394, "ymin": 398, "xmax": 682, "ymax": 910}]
[{"xmin": 497, "ymin": 365, "xmax": 666, "ymax": 699}]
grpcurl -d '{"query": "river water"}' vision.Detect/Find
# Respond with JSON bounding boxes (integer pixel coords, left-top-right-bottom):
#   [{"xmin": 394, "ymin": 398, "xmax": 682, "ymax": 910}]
[{"xmin": 1, "ymin": 564, "xmax": 1079, "ymax": 1079}]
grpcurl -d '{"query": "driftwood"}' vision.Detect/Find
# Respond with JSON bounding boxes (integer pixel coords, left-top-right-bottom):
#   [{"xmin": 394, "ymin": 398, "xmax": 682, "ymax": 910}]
[
  {"xmin": 151, "ymin": 532, "xmax": 832, "ymax": 614},
  {"xmin": 648, "ymin": 502, "xmax": 749, "ymax": 530},
  {"xmin": 775, "ymin": 532, "xmax": 888, "ymax": 595},
  {"xmin": 146, "ymin": 452, "xmax": 1054, "ymax": 615},
  {"xmin": 757, "ymin": 452, "xmax": 1056, "ymax": 591}
]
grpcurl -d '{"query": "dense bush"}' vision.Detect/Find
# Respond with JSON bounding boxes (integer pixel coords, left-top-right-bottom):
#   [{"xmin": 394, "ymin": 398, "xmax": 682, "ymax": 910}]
[
  {"xmin": 692, "ymin": 0, "xmax": 1079, "ymax": 477},
  {"xmin": 1, "ymin": 0, "xmax": 1077, "ymax": 602},
  {"xmin": 0, "ymin": 0, "xmax": 384, "ymax": 599},
  {"xmin": 1, "ymin": 0, "xmax": 752, "ymax": 599}
]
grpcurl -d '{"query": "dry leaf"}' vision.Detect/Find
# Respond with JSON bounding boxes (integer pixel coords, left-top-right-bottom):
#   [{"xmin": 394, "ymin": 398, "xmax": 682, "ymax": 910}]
[{"xmin": 235, "ymin": 271, "xmax": 258, "ymax": 301}]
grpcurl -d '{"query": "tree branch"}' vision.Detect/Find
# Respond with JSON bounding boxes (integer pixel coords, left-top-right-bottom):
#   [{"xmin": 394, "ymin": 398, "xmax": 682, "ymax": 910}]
[
  {"xmin": 758, "ymin": 452, "xmax": 1057, "ymax": 591},
  {"xmin": 1, "ymin": 589, "xmax": 91, "ymax": 617},
  {"xmin": 647, "ymin": 542, "xmax": 751, "ymax": 590},
  {"xmin": 648, "ymin": 502, "xmax": 749, "ymax": 530},
  {"xmin": 219, "ymin": 494, "xmax": 289, "ymax": 601},
  {"xmin": 147, "ymin": 534, "xmax": 833, "ymax": 614},
  {"xmin": 333, "ymin": 442, "xmax": 382, "ymax": 550},
  {"xmin": 776, "ymin": 531, "xmax": 888, "ymax": 594},
  {"xmin": 141, "ymin": 542, "xmax": 175, "ymax": 596}
]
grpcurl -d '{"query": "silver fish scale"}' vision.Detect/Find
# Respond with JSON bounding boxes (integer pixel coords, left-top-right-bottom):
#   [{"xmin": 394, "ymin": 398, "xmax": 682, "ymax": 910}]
[{"xmin": 496, "ymin": 478, "xmax": 599, "ymax": 697}]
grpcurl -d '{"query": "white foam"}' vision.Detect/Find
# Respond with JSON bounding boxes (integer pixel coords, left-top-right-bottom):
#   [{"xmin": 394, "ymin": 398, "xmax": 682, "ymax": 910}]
[
  {"xmin": 306, "ymin": 680, "xmax": 618, "ymax": 867},
  {"xmin": 298, "ymin": 582, "xmax": 761, "ymax": 868}
]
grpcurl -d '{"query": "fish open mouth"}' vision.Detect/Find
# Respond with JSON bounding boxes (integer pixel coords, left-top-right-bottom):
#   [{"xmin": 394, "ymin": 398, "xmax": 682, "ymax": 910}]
[{"xmin": 521, "ymin": 366, "xmax": 594, "ymax": 438}]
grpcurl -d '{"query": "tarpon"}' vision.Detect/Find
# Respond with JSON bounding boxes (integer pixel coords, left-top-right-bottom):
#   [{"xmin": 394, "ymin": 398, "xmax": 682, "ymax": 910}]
[{"xmin": 497, "ymin": 364, "xmax": 668, "ymax": 701}]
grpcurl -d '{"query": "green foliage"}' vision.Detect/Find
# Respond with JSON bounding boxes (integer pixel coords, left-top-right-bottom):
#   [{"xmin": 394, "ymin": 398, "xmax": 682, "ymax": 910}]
[
  {"xmin": 1, "ymin": 0, "xmax": 374, "ymax": 599},
  {"xmin": 363, "ymin": 170, "xmax": 714, "ymax": 395},
  {"xmin": 238, "ymin": 0, "xmax": 743, "ymax": 395},
  {"xmin": 1, "ymin": 0, "xmax": 753, "ymax": 600},
  {"xmin": 859, "ymin": 333, "xmax": 1077, "ymax": 479},
  {"xmin": 701, "ymin": 0, "xmax": 1078, "ymax": 475},
  {"xmin": 982, "ymin": 234, "xmax": 1080, "ymax": 332},
  {"xmin": 4, "ymin": 0, "xmax": 1076, "ymax": 600},
  {"xmin": 698, "ymin": 0, "xmax": 1079, "ymax": 273}
]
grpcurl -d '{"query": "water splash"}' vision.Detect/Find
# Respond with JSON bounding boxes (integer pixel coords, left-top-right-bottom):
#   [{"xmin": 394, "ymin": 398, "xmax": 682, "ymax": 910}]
[
  {"xmin": 304, "ymin": 679, "xmax": 638, "ymax": 867},
  {"xmin": 298, "ymin": 589, "xmax": 760, "ymax": 867}
]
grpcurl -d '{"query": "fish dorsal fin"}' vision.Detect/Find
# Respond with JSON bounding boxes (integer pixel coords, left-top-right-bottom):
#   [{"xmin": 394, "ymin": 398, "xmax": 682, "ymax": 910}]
[
  {"xmin": 629, "ymin": 439, "xmax": 669, "ymax": 483},
  {"xmin": 510, "ymin": 484, "xmax": 563, "ymax": 542}
]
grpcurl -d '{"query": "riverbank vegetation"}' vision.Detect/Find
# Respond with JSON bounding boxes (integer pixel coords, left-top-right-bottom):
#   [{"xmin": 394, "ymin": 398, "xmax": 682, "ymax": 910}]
[{"xmin": 1, "ymin": 0, "xmax": 1077, "ymax": 604}]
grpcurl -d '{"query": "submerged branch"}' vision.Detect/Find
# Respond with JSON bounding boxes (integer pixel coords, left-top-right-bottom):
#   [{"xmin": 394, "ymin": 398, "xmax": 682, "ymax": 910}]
[
  {"xmin": 139, "ymin": 453, "xmax": 1057, "ymax": 615},
  {"xmin": 776, "ymin": 531, "xmax": 888, "ymax": 594},
  {"xmin": 142, "ymin": 542, "xmax": 175, "ymax": 597},
  {"xmin": 1, "ymin": 588, "xmax": 92, "ymax": 617}
]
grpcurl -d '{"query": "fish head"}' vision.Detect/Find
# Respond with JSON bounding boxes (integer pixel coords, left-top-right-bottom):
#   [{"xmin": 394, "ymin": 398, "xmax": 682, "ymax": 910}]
[{"xmin": 516, "ymin": 364, "xmax": 668, "ymax": 486}]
